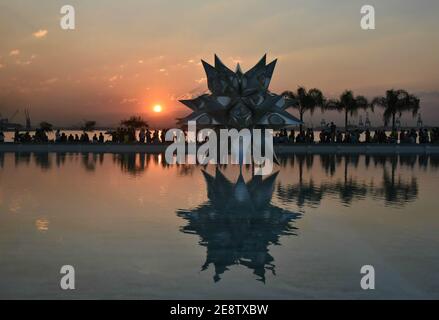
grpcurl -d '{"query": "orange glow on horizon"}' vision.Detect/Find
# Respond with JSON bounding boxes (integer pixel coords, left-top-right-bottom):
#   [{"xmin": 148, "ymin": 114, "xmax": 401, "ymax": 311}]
[{"xmin": 153, "ymin": 104, "xmax": 163, "ymax": 113}]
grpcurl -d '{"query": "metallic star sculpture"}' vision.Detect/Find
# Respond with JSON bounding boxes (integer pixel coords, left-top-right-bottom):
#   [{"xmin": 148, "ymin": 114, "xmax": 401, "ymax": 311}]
[{"xmin": 178, "ymin": 55, "xmax": 301, "ymax": 128}]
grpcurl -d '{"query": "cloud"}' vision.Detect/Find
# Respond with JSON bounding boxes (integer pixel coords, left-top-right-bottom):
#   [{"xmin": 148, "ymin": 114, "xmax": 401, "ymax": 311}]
[
  {"xmin": 14, "ymin": 54, "xmax": 36, "ymax": 66},
  {"xmin": 41, "ymin": 78, "xmax": 58, "ymax": 85},
  {"xmin": 33, "ymin": 29, "xmax": 48, "ymax": 38},
  {"xmin": 16, "ymin": 60, "xmax": 32, "ymax": 66},
  {"xmin": 195, "ymin": 77, "xmax": 207, "ymax": 84},
  {"xmin": 229, "ymin": 56, "xmax": 242, "ymax": 65},
  {"xmin": 108, "ymin": 75, "xmax": 122, "ymax": 82},
  {"xmin": 177, "ymin": 86, "xmax": 209, "ymax": 100},
  {"xmin": 9, "ymin": 49, "xmax": 20, "ymax": 56},
  {"xmin": 120, "ymin": 98, "xmax": 139, "ymax": 104},
  {"xmin": 158, "ymin": 68, "xmax": 169, "ymax": 76}
]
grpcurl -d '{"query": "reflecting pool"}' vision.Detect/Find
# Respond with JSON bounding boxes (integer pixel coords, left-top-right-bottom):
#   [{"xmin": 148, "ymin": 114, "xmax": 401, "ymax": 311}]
[{"xmin": 0, "ymin": 152, "xmax": 438, "ymax": 299}]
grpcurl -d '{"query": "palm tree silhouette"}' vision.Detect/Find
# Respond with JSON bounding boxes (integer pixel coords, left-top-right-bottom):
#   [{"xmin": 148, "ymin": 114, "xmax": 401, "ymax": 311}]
[
  {"xmin": 372, "ymin": 89, "xmax": 420, "ymax": 130},
  {"xmin": 327, "ymin": 90, "xmax": 369, "ymax": 131},
  {"xmin": 120, "ymin": 115, "xmax": 148, "ymax": 130},
  {"xmin": 282, "ymin": 87, "xmax": 325, "ymax": 132},
  {"xmin": 81, "ymin": 120, "xmax": 97, "ymax": 132},
  {"xmin": 39, "ymin": 121, "xmax": 53, "ymax": 132}
]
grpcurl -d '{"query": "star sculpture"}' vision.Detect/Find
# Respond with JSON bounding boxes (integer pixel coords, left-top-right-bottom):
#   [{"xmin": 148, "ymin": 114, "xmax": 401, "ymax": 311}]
[{"xmin": 178, "ymin": 55, "xmax": 301, "ymax": 129}]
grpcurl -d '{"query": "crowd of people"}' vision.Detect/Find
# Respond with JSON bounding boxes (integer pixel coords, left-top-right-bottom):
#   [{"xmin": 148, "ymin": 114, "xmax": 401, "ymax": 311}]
[
  {"xmin": 0, "ymin": 128, "xmax": 171, "ymax": 144},
  {"xmin": 273, "ymin": 123, "xmax": 439, "ymax": 144},
  {"xmin": 109, "ymin": 127, "xmax": 168, "ymax": 144},
  {"xmin": 1, "ymin": 125, "xmax": 439, "ymax": 145}
]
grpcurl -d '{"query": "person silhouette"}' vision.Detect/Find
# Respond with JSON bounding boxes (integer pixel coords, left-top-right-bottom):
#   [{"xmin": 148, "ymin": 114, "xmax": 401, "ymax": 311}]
[
  {"xmin": 14, "ymin": 129, "xmax": 20, "ymax": 143},
  {"xmin": 139, "ymin": 128, "xmax": 146, "ymax": 143},
  {"xmin": 55, "ymin": 129, "xmax": 61, "ymax": 143},
  {"xmin": 146, "ymin": 129, "xmax": 153, "ymax": 143}
]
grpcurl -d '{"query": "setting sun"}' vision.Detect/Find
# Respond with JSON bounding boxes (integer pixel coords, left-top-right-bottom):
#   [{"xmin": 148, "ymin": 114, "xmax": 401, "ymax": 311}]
[{"xmin": 153, "ymin": 104, "xmax": 162, "ymax": 113}]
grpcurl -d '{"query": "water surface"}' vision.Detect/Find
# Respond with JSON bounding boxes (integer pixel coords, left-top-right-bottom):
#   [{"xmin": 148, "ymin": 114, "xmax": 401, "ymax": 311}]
[{"xmin": 0, "ymin": 152, "xmax": 438, "ymax": 299}]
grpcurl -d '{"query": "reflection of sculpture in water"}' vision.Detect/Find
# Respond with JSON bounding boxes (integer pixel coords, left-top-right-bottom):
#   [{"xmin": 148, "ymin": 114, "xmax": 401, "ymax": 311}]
[{"xmin": 177, "ymin": 168, "xmax": 302, "ymax": 282}]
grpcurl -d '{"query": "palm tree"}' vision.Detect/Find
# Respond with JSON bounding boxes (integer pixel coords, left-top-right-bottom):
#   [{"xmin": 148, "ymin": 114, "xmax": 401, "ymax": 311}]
[
  {"xmin": 39, "ymin": 121, "xmax": 53, "ymax": 132},
  {"xmin": 327, "ymin": 90, "xmax": 369, "ymax": 131},
  {"xmin": 120, "ymin": 116, "xmax": 148, "ymax": 130},
  {"xmin": 282, "ymin": 87, "xmax": 325, "ymax": 132},
  {"xmin": 371, "ymin": 89, "xmax": 420, "ymax": 130},
  {"xmin": 82, "ymin": 120, "xmax": 96, "ymax": 132}
]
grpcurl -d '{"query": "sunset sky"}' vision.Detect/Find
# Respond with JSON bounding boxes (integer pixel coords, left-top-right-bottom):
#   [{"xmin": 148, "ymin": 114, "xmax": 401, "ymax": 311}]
[{"xmin": 0, "ymin": 0, "xmax": 438, "ymax": 127}]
